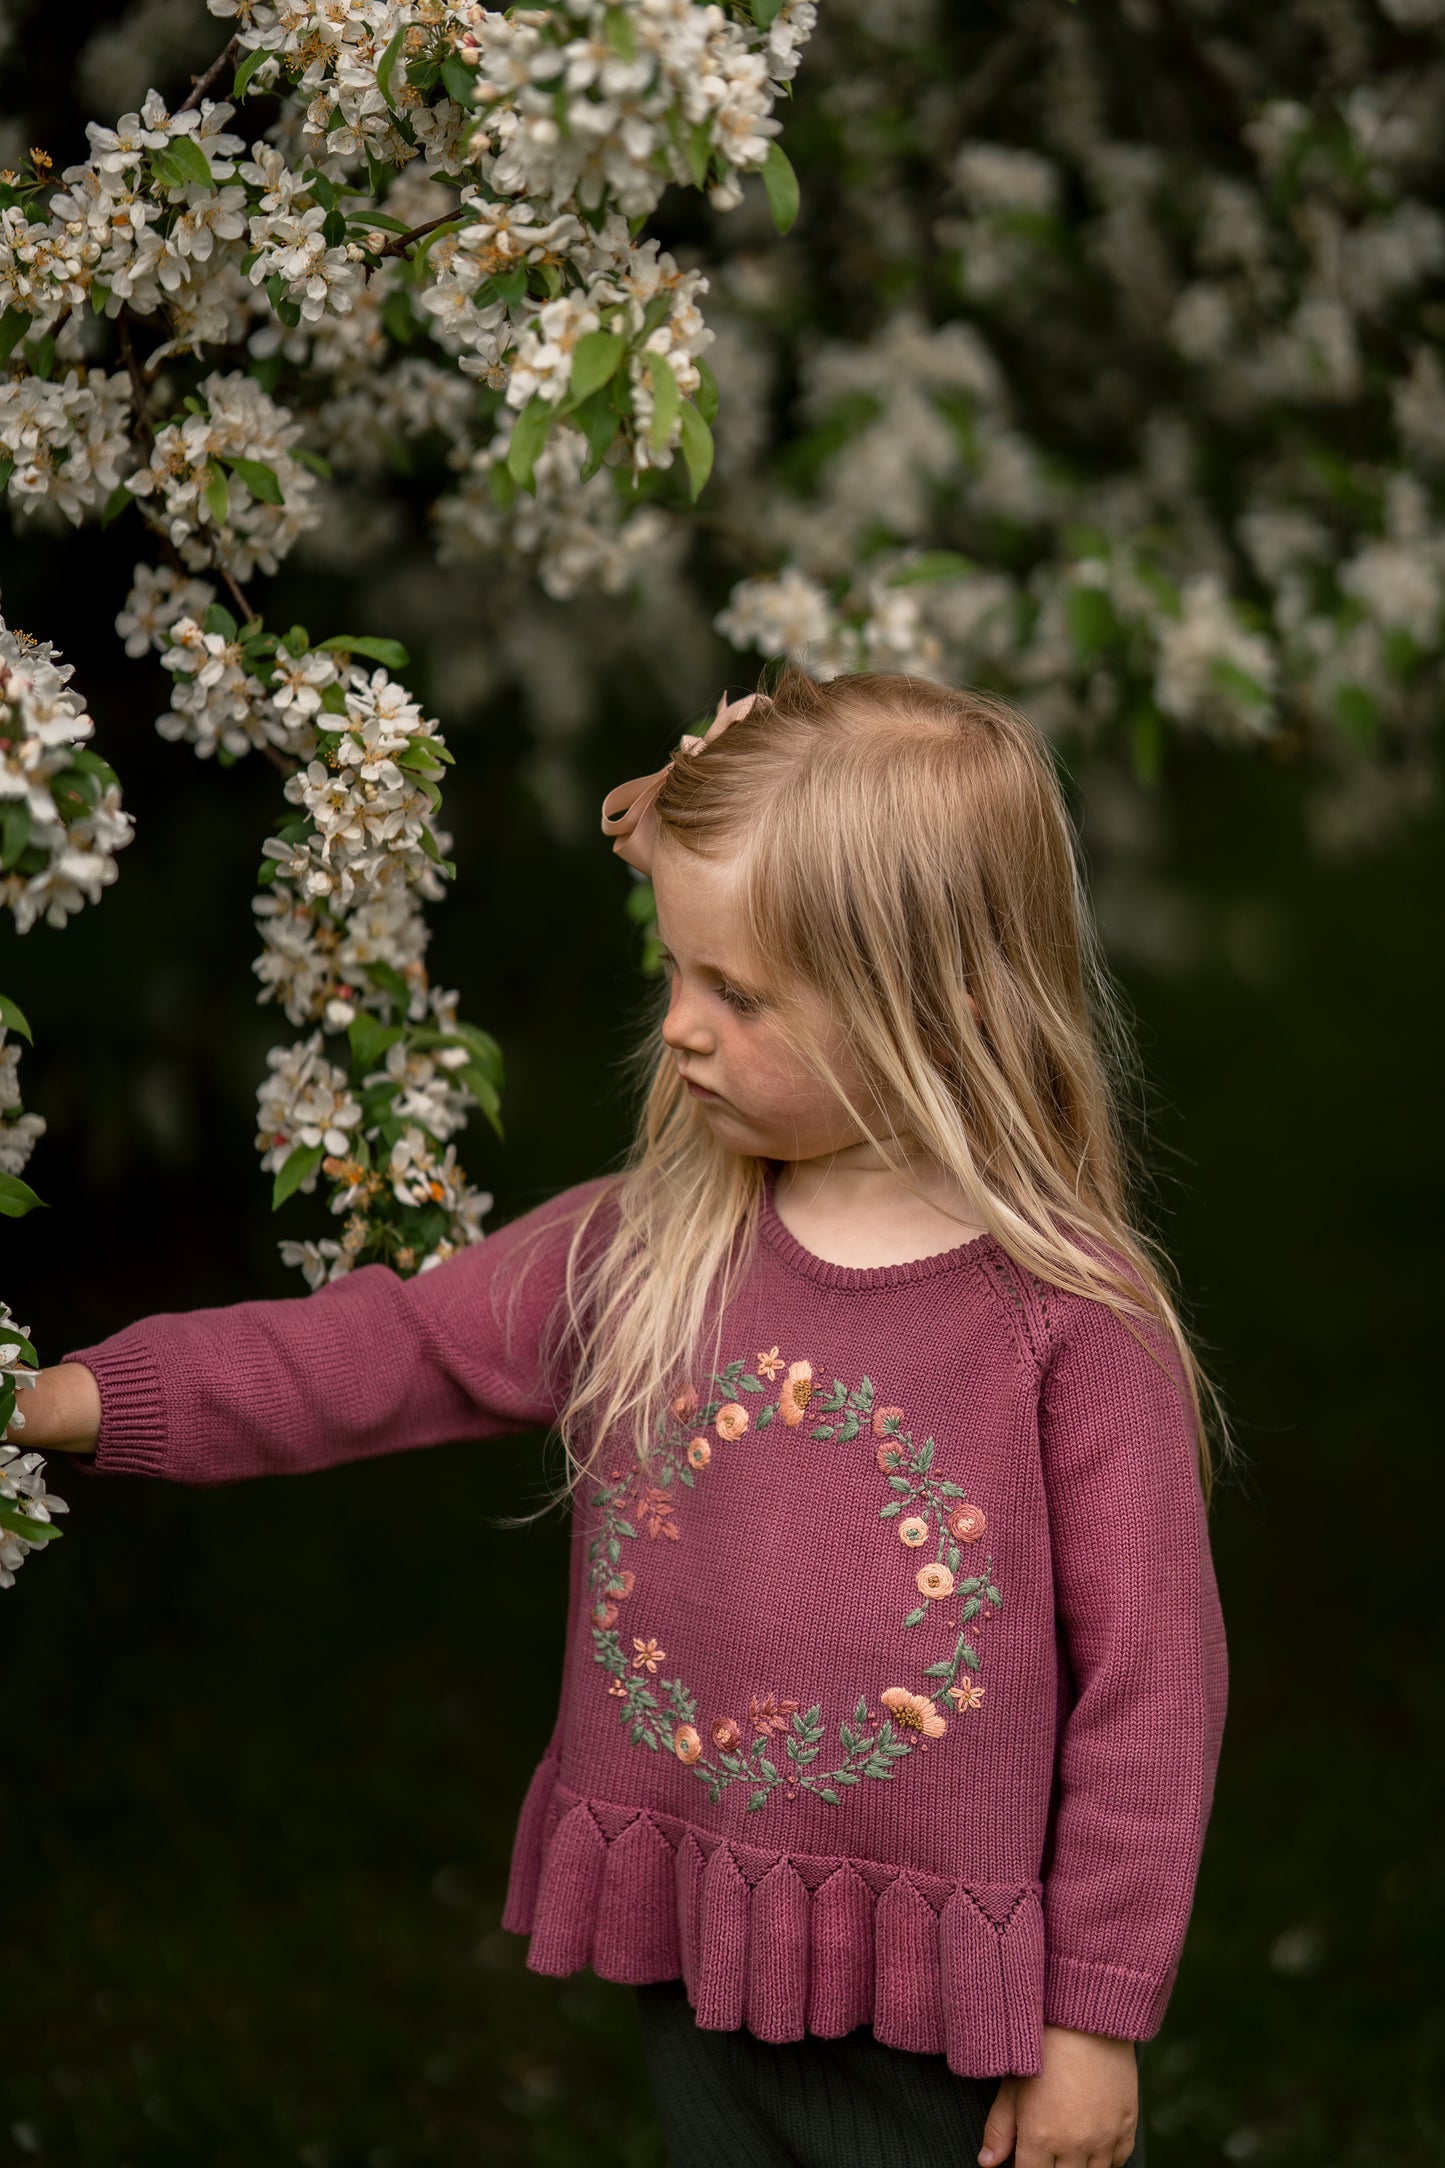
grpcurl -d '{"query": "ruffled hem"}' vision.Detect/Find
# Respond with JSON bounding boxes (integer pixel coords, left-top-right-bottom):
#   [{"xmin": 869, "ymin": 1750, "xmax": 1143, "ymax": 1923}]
[{"xmin": 501, "ymin": 1767, "xmax": 1045, "ymax": 2078}]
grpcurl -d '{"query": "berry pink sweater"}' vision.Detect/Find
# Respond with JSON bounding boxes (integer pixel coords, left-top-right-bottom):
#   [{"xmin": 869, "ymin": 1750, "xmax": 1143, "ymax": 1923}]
[{"xmin": 62, "ymin": 1169, "xmax": 1227, "ymax": 2078}]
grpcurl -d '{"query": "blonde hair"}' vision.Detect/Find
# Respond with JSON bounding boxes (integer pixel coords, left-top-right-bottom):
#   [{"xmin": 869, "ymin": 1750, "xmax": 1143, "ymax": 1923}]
[{"xmin": 523, "ymin": 668, "xmax": 1232, "ymax": 1518}]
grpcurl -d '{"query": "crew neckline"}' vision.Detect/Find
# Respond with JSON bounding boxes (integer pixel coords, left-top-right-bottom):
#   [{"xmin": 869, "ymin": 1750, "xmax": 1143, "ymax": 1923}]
[{"xmin": 759, "ymin": 1162, "xmax": 999, "ymax": 1290}]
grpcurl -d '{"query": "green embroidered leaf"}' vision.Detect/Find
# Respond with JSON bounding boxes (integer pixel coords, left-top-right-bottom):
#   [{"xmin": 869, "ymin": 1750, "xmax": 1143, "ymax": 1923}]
[
  {"xmin": 961, "ymin": 1595, "xmax": 981, "ymax": 1622},
  {"xmin": 839, "ymin": 1413, "xmax": 859, "ymax": 1443},
  {"xmin": 879, "ymin": 1500, "xmax": 902, "ymax": 1517},
  {"xmin": 785, "ymin": 1737, "xmax": 799, "ymax": 1761},
  {"xmin": 937, "ymin": 1479, "xmax": 965, "ymax": 1496},
  {"xmin": 758, "ymin": 1758, "xmax": 777, "ymax": 1781},
  {"xmin": 946, "ymin": 1545, "xmax": 961, "ymax": 1572},
  {"xmin": 614, "ymin": 1519, "xmax": 635, "ymax": 1538},
  {"xmin": 888, "ymin": 1476, "xmax": 912, "ymax": 1493},
  {"xmin": 835, "ymin": 1770, "xmax": 859, "ymax": 1786},
  {"xmin": 810, "ymin": 1424, "xmax": 835, "ymax": 1441},
  {"xmin": 986, "ymin": 1585, "xmax": 1002, "ymax": 1605},
  {"xmin": 756, "ymin": 1402, "xmax": 775, "ymax": 1429},
  {"xmin": 922, "ymin": 1661, "xmax": 953, "ymax": 1680},
  {"xmin": 839, "ymin": 1724, "xmax": 856, "ymax": 1751},
  {"xmin": 902, "ymin": 1605, "xmax": 928, "ymax": 1628},
  {"xmin": 854, "ymin": 1696, "xmax": 868, "ymax": 1727},
  {"xmin": 918, "ymin": 1437, "xmax": 936, "ymax": 1470},
  {"xmin": 857, "ymin": 1376, "xmax": 875, "ymax": 1407},
  {"xmin": 863, "ymin": 1761, "xmax": 895, "ymax": 1780},
  {"xmin": 961, "ymin": 1643, "xmax": 980, "ymax": 1669},
  {"xmin": 607, "ymin": 1537, "xmax": 620, "ymax": 1563},
  {"xmin": 816, "ymin": 1787, "xmax": 841, "ymax": 1805},
  {"xmin": 803, "ymin": 1703, "xmax": 821, "ymax": 1727},
  {"xmin": 747, "ymin": 1790, "xmax": 771, "ymax": 1811},
  {"xmin": 956, "ymin": 1577, "xmax": 981, "ymax": 1595},
  {"xmin": 680, "ymin": 1466, "xmax": 694, "ymax": 1487}
]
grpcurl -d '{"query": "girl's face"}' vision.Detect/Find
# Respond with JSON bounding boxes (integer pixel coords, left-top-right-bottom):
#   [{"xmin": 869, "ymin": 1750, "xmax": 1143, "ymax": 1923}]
[{"xmin": 650, "ymin": 838, "xmax": 878, "ymax": 1164}]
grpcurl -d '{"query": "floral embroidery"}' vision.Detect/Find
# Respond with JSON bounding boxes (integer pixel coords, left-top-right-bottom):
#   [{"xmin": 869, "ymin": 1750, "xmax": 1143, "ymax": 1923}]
[
  {"xmin": 589, "ymin": 1348, "xmax": 1005, "ymax": 1813},
  {"xmin": 778, "ymin": 1359, "xmax": 815, "ymax": 1427},
  {"xmin": 881, "ymin": 1686, "xmax": 947, "ymax": 1737}
]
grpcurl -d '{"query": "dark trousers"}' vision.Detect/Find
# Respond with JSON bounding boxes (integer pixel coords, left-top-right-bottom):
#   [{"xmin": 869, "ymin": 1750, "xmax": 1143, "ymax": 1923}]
[{"xmin": 636, "ymin": 1978, "xmax": 1147, "ymax": 2168}]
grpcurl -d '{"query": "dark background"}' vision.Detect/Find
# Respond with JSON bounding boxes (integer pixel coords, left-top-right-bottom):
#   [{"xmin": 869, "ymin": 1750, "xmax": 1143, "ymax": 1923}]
[{"xmin": 2, "ymin": 7, "xmax": 1443, "ymax": 2165}]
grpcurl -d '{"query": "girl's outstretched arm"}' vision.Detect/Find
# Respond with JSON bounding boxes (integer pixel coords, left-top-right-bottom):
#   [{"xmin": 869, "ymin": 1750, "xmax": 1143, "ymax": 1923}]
[{"xmin": 25, "ymin": 1177, "xmax": 615, "ymax": 1486}]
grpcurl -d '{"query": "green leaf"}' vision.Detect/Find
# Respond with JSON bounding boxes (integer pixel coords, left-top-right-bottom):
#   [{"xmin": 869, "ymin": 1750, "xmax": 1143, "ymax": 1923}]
[
  {"xmin": 98, "ymin": 482, "xmax": 132, "ymax": 529},
  {"xmin": 575, "ymin": 387, "xmax": 623, "ymax": 477},
  {"xmin": 960, "ymin": 1643, "xmax": 980, "ymax": 1669},
  {"xmin": 271, "ymin": 1140, "xmax": 326, "ymax": 1209},
  {"xmin": 693, "ymin": 353, "xmax": 719, "ymax": 425},
  {"xmin": 1065, "ymin": 583, "xmax": 1120, "ymax": 663},
  {"xmin": 646, "ymin": 353, "xmax": 680, "ymax": 453},
  {"xmin": 567, "ymin": 330, "xmax": 627, "ymax": 406},
  {"xmin": 878, "ymin": 1500, "xmax": 902, "ymax": 1517},
  {"xmin": 233, "ymin": 46, "xmax": 276, "ymax": 97},
  {"xmin": 685, "ymin": 120, "xmax": 713, "ymax": 190},
  {"xmin": 1331, "ymin": 682, "xmax": 1377, "ymax": 749},
  {"xmin": 25, "ymin": 334, "xmax": 55, "ymax": 381},
  {"xmin": 376, "ymin": 25, "xmax": 406, "ymax": 109},
  {"xmin": 0, "ymin": 1172, "xmax": 46, "ymax": 1218},
  {"xmin": 0, "ymin": 307, "xmax": 33, "ymax": 361},
  {"xmin": 737, "ymin": 1372, "xmax": 762, "ymax": 1392},
  {"xmin": 888, "ymin": 1476, "xmax": 912, "ymax": 1492},
  {"xmin": 506, "ymin": 396, "xmax": 555, "ymax": 494},
  {"xmin": 854, "ymin": 1696, "xmax": 868, "ymax": 1727},
  {"xmin": 441, "ymin": 55, "xmax": 477, "ymax": 104},
  {"xmin": 0, "ymin": 455, "xmax": 12, "ymax": 493},
  {"xmin": 0, "ymin": 1504, "xmax": 60, "ymax": 1545},
  {"xmin": 0, "ymin": 807, "xmax": 31, "ymax": 873},
  {"xmin": 348, "ymin": 1014, "xmax": 405, "ymax": 1072},
  {"xmin": 363, "ymin": 958, "xmax": 413, "ymax": 1014},
  {"xmin": 316, "ymin": 634, "xmax": 410, "ymax": 670},
  {"xmin": 604, "ymin": 4, "xmax": 637, "ymax": 58},
  {"xmin": 747, "ymin": 1789, "xmax": 771, "ymax": 1811},
  {"xmin": 761, "ymin": 143, "xmax": 800, "ymax": 234},
  {"xmin": 887, "ymin": 551, "xmax": 977, "ymax": 586},
  {"xmin": 1209, "ymin": 656, "xmax": 1271, "ymax": 708},
  {"xmin": 922, "ymin": 1661, "xmax": 953, "ymax": 1680},
  {"xmin": 902, "ymin": 1605, "xmax": 928, "ymax": 1628},
  {"xmin": 749, "ymin": 0, "xmax": 784, "ymax": 23},
  {"xmin": 0, "ymin": 993, "xmax": 32, "ymax": 1043},
  {"xmin": 167, "ymin": 132, "xmax": 214, "ymax": 187},
  {"xmin": 204, "ymin": 457, "xmax": 231, "ymax": 526},
  {"xmin": 985, "ymin": 1585, "xmax": 1002, "ymax": 1605},
  {"xmin": 678, "ymin": 401, "xmax": 714, "ymax": 501},
  {"xmin": 221, "ymin": 455, "xmax": 284, "ymax": 505},
  {"xmin": 816, "ymin": 1787, "xmax": 840, "ymax": 1806}
]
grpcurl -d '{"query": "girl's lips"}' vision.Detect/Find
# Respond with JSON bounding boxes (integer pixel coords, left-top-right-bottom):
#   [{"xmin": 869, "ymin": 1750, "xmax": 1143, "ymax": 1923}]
[{"xmin": 683, "ymin": 1078, "xmax": 721, "ymax": 1100}]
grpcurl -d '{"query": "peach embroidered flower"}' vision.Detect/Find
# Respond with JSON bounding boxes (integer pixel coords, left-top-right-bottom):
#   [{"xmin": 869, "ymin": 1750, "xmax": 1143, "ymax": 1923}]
[
  {"xmin": 673, "ymin": 1722, "xmax": 703, "ymax": 1764},
  {"xmin": 756, "ymin": 1345, "xmax": 784, "ymax": 1380},
  {"xmin": 592, "ymin": 1599, "xmax": 619, "ymax": 1628},
  {"xmin": 779, "ymin": 1359, "xmax": 815, "ymax": 1426},
  {"xmin": 607, "ymin": 1568, "xmax": 635, "ymax": 1600},
  {"xmin": 948, "ymin": 1502, "xmax": 987, "ymax": 1543},
  {"xmin": 671, "ymin": 1384, "xmax": 699, "ymax": 1420},
  {"xmin": 607, "ymin": 1677, "xmax": 628, "ymax": 1698},
  {"xmin": 881, "ymin": 1686, "xmax": 947, "ymax": 1738},
  {"xmin": 876, "ymin": 1441, "xmax": 905, "ymax": 1472},
  {"xmin": 640, "ymin": 1486, "xmax": 679, "ymax": 1539},
  {"xmin": 715, "ymin": 1402, "xmax": 749, "ymax": 1440},
  {"xmin": 916, "ymin": 1561, "xmax": 955, "ymax": 1601},
  {"xmin": 872, "ymin": 1405, "xmax": 906, "ymax": 1437},
  {"xmin": 749, "ymin": 1692, "xmax": 799, "ymax": 1735},
  {"xmin": 632, "ymin": 1636, "xmax": 666, "ymax": 1673},
  {"xmin": 687, "ymin": 1436, "xmax": 711, "ymax": 1469},
  {"xmin": 711, "ymin": 1716, "xmax": 741, "ymax": 1751},
  {"xmin": 899, "ymin": 1515, "xmax": 930, "ymax": 1547},
  {"xmin": 947, "ymin": 1675, "xmax": 986, "ymax": 1713}
]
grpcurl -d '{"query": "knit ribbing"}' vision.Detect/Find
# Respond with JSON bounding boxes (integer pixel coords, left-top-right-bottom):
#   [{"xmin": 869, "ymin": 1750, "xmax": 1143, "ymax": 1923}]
[{"xmin": 59, "ymin": 1172, "xmax": 1227, "ymax": 2076}]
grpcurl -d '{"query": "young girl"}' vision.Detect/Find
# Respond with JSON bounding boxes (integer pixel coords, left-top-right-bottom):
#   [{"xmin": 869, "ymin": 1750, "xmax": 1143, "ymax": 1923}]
[{"xmin": 22, "ymin": 669, "xmax": 1227, "ymax": 2168}]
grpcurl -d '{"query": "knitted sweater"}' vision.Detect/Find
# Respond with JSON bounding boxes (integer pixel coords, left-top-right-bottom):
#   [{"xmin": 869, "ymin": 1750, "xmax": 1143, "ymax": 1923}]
[{"xmin": 61, "ymin": 1168, "xmax": 1228, "ymax": 2079}]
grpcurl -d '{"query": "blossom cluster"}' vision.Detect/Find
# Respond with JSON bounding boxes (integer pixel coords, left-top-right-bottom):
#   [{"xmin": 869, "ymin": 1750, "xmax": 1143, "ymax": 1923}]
[{"xmin": 697, "ymin": 2, "xmax": 1445, "ymax": 849}]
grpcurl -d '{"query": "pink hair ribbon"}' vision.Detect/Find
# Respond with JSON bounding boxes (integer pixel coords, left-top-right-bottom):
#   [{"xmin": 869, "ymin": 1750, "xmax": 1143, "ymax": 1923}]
[{"xmin": 599, "ymin": 690, "xmax": 757, "ymax": 875}]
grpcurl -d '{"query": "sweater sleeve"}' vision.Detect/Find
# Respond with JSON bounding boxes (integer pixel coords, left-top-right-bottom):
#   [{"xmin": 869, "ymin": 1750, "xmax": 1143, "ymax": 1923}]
[
  {"xmin": 58, "ymin": 1176, "xmax": 617, "ymax": 1485},
  {"xmin": 1036, "ymin": 1289, "xmax": 1228, "ymax": 2042}
]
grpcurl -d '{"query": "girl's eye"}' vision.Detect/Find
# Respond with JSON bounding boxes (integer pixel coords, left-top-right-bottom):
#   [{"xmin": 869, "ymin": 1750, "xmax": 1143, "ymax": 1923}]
[{"xmin": 718, "ymin": 982, "xmax": 758, "ymax": 1015}]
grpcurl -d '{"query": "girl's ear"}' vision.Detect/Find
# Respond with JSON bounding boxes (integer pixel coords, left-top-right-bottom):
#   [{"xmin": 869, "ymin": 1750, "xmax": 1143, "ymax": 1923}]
[{"xmin": 966, "ymin": 992, "xmax": 981, "ymax": 1020}]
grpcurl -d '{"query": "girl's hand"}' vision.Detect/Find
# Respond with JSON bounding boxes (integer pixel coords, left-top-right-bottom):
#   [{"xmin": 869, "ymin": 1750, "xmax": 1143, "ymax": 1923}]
[
  {"xmin": 979, "ymin": 2022, "xmax": 1140, "ymax": 2168},
  {"xmin": 4, "ymin": 1364, "xmax": 100, "ymax": 1453}
]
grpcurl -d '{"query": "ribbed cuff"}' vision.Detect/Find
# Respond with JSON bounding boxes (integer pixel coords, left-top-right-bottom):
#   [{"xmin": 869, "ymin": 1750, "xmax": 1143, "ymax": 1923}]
[
  {"xmin": 1043, "ymin": 1952, "xmax": 1175, "ymax": 2041},
  {"xmin": 59, "ymin": 1341, "xmax": 169, "ymax": 1477}
]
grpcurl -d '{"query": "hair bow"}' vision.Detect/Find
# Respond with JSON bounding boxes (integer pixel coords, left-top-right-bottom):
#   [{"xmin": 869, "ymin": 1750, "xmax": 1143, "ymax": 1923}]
[{"xmin": 599, "ymin": 690, "xmax": 757, "ymax": 875}]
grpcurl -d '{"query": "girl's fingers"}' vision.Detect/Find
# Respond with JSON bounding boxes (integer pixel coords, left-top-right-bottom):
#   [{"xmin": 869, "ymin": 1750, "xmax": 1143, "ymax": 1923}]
[
  {"xmin": 1112, "ymin": 2138, "xmax": 1140, "ymax": 2167},
  {"xmin": 978, "ymin": 2076, "xmax": 1018, "ymax": 2165}
]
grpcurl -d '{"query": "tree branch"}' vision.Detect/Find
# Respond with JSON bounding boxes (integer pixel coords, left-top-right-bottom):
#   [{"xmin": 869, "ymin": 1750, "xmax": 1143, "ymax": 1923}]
[{"xmin": 176, "ymin": 35, "xmax": 242, "ymax": 116}]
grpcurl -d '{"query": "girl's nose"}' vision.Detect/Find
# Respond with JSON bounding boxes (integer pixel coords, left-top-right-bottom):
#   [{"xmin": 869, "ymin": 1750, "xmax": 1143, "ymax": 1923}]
[{"xmin": 661, "ymin": 986, "xmax": 713, "ymax": 1055}]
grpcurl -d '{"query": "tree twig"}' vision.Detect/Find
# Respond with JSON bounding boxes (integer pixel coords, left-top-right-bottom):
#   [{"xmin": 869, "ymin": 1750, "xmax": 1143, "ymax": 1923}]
[{"xmin": 176, "ymin": 35, "xmax": 242, "ymax": 116}]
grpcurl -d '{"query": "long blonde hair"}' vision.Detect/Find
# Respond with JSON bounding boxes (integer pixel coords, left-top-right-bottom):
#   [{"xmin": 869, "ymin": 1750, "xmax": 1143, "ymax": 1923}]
[{"xmin": 523, "ymin": 668, "xmax": 1231, "ymax": 1516}]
